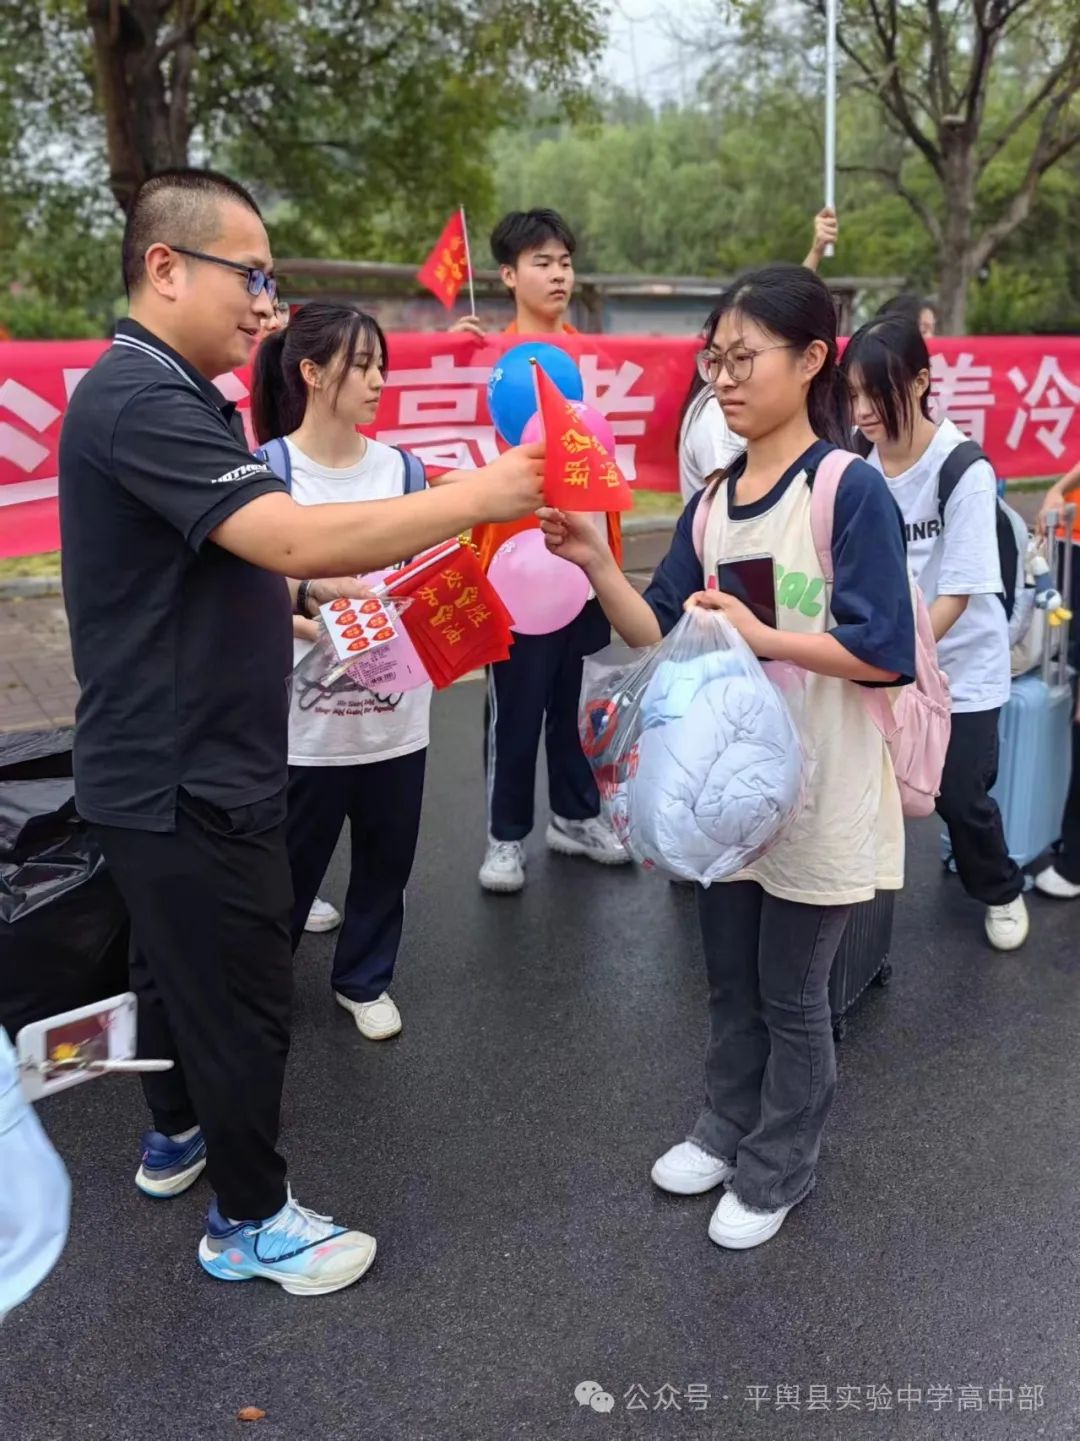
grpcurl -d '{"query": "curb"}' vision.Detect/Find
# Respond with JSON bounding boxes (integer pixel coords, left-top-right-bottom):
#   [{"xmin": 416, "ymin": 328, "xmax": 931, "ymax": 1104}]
[
  {"xmin": 0, "ymin": 577, "xmax": 63, "ymax": 600},
  {"xmin": 623, "ymin": 515, "xmax": 677, "ymax": 536}
]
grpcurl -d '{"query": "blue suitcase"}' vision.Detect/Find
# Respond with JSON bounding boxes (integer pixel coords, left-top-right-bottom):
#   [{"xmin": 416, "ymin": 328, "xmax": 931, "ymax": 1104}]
[
  {"xmin": 990, "ymin": 671, "xmax": 1073, "ymax": 866},
  {"xmin": 942, "ymin": 508, "xmax": 1075, "ymax": 871}
]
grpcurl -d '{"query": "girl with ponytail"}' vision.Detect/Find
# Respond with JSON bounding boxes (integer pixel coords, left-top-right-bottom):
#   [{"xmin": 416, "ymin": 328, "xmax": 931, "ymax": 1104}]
[
  {"xmin": 539, "ymin": 263, "xmax": 915, "ymax": 1251},
  {"xmin": 251, "ymin": 302, "xmax": 430, "ymax": 1044}
]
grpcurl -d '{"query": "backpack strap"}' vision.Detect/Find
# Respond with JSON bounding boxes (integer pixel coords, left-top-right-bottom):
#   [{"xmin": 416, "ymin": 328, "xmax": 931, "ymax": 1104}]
[
  {"xmin": 936, "ymin": 439, "xmax": 986, "ymax": 523},
  {"xmin": 807, "ymin": 447, "xmax": 862, "ymax": 583},
  {"xmin": 254, "ymin": 436, "xmax": 292, "ymax": 493},
  {"xmin": 691, "ymin": 484, "xmax": 717, "ymax": 565},
  {"xmin": 395, "ymin": 446, "xmax": 426, "ymax": 495},
  {"xmin": 808, "ymin": 447, "xmax": 899, "ymax": 739}
]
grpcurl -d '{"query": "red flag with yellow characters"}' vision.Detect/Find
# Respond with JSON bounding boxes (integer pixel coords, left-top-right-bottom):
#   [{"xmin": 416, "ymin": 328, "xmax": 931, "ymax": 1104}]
[
  {"xmin": 417, "ymin": 210, "xmax": 471, "ymax": 311},
  {"xmin": 532, "ymin": 360, "xmax": 633, "ymax": 513}
]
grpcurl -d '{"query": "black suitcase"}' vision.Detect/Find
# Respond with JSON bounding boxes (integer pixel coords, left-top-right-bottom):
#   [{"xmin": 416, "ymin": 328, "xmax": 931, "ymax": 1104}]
[{"xmin": 828, "ymin": 891, "xmax": 895, "ymax": 1042}]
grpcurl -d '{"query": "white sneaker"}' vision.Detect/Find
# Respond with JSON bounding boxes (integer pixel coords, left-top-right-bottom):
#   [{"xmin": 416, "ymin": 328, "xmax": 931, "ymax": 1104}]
[
  {"xmin": 545, "ymin": 815, "xmax": 631, "ymax": 866},
  {"xmin": 708, "ymin": 1190, "xmax": 793, "ymax": 1250},
  {"xmin": 985, "ymin": 895, "xmax": 1030, "ymax": 951},
  {"xmin": 651, "ymin": 1141, "xmax": 734, "ymax": 1195},
  {"xmin": 1035, "ymin": 865, "xmax": 1080, "ymax": 900},
  {"xmin": 335, "ymin": 991, "xmax": 402, "ymax": 1040},
  {"xmin": 479, "ymin": 839, "xmax": 526, "ymax": 893},
  {"xmin": 305, "ymin": 897, "xmax": 342, "ymax": 933}
]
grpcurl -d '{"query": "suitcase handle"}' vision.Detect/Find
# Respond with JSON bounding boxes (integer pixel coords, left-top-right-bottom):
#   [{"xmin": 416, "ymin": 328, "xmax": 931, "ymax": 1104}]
[{"xmin": 1041, "ymin": 505, "xmax": 1076, "ymax": 688}]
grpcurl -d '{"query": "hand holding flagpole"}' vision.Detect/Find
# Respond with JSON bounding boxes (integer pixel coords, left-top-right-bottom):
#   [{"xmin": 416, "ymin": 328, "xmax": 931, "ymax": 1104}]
[{"xmin": 824, "ymin": 0, "xmax": 838, "ymax": 259}]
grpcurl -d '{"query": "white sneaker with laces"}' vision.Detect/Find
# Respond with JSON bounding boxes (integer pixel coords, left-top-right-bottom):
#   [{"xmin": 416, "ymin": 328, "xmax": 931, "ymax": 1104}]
[
  {"xmin": 335, "ymin": 991, "xmax": 402, "ymax": 1040},
  {"xmin": 479, "ymin": 839, "xmax": 526, "ymax": 893},
  {"xmin": 305, "ymin": 897, "xmax": 342, "ymax": 933},
  {"xmin": 985, "ymin": 894, "xmax": 1030, "ymax": 951},
  {"xmin": 651, "ymin": 1141, "xmax": 734, "ymax": 1195},
  {"xmin": 708, "ymin": 1190, "xmax": 793, "ymax": 1250},
  {"xmin": 1035, "ymin": 866, "xmax": 1080, "ymax": 901},
  {"xmin": 545, "ymin": 815, "xmax": 630, "ymax": 866}
]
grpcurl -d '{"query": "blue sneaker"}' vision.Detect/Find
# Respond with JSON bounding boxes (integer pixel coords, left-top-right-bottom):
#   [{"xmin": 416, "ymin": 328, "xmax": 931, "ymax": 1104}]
[
  {"xmin": 135, "ymin": 1128, "xmax": 207, "ymax": 1198},
  {"xmin": 198, "ymin": 1189, "xmax": 376, "ymax": 1296}
]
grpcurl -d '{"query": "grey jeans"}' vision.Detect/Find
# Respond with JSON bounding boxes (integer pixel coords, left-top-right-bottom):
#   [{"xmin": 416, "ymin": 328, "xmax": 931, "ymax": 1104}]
[{"xmin": 690, "ymin": 881, "xmax": 852, "ymax": 1212}]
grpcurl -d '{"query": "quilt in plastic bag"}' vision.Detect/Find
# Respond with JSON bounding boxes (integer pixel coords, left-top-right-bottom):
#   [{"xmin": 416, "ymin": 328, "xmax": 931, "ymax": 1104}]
[{"xmin": 579, "ymin": 608, "xmax": 806, "ymax": 885}]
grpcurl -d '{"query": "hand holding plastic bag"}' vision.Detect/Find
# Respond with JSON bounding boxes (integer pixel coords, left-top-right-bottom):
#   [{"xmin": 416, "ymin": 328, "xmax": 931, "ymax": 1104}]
[{"xmin": 579, "ymin": 608, "xmax": 807, "ymax": 885}]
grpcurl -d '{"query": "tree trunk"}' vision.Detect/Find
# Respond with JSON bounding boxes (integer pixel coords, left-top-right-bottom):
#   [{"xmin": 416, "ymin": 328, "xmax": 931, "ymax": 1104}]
[
  {"xmin": 85, "ymin": 1, "xmax": 192, "ymax": 213},
  {"xmin": 934, "ymin": 128, "xmax": 980, "ymax": 335}
]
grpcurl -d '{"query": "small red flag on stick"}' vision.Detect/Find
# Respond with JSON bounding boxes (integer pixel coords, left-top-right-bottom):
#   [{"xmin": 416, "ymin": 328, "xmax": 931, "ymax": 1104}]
[
  {"xmin": 417, "ymin": 208, "xmax": 475, "ymax": 313},
  {"xmin": 385, "ymin": 542, "xmax": 514, "ymax": 688},
  {"xmin": 532, "ymin": 360, "xmax": 632, "ymax": 513}
]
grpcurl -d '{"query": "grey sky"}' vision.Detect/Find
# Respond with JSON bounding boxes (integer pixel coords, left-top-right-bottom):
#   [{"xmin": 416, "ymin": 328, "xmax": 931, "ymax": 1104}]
[{"xmin": 603, "ymin": 0, "xmax": 712, "ymax": 108}]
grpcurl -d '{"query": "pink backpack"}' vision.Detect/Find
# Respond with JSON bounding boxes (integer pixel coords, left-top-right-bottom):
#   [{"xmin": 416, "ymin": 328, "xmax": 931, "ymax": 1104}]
[
  {"xmin": 810, "ymin": 450, "xmax": 951, "ymax": 818},
  {"xmin": 691, "ymin": 451, "xmax": 951, "ymax": 818}
]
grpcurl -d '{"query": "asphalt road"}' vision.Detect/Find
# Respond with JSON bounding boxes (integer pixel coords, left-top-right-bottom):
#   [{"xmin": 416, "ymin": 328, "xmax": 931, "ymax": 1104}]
[{"xmin": 2, "ymin": 678, "xmax": 1079, "ymax": 1441}]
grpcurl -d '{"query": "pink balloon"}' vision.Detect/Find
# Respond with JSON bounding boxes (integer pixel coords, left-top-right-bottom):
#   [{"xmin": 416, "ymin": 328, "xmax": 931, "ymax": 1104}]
[
  {"xmin": 487, "ymin": 527, "xmax": 592, "ymax": 635},
  {"xmin": 520, "ymin": 401, "xmax": 616, "ymax": 456}
]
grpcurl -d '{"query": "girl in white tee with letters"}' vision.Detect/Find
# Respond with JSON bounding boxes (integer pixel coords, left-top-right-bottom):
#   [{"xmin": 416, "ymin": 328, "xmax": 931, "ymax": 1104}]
[
  {"xmin": 252, "ymin": 303, "xmax": 431, "ymax": 1040},
  {"xmin": 843, "ymin": 314, "xmax": 1030, "ymax": 953}
]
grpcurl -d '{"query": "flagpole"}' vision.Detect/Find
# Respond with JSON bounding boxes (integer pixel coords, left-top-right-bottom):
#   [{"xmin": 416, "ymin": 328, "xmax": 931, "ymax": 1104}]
[
  {"xmin": 459, "ymin": 205, "xmax": 478, "ymax": 318},
  {"xmin": 824, "ymin": 0, "xmax": 838, "ymax": 258}
]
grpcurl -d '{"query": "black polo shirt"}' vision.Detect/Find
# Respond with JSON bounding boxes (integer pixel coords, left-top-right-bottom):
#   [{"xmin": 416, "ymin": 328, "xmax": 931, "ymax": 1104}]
[{"xmin": 59, "ymin": 318, "xmax": 291, "ymax": 832}]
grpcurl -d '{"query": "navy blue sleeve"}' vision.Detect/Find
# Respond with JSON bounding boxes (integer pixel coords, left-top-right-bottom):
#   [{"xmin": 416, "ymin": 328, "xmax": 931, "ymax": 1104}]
[
  {"xmin": 829, "ymin": 459, "xmax": 915, "ymax": 685},
  {"xmin": 642, "ymin": 490, "xmax": 707, "ymax": 636}
]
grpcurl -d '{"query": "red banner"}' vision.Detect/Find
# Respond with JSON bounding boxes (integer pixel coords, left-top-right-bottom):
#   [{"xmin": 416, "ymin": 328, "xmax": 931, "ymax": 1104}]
[{"xmin": 2, "ymin": 333, "xmax": 1080, "ymax": 558}]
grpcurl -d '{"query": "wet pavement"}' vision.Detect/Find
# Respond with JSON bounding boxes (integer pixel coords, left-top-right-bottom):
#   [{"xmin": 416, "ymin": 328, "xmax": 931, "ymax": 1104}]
[{"xmin": 2, "ymin": 677, "xmax": 1078, "ymax": 1441}]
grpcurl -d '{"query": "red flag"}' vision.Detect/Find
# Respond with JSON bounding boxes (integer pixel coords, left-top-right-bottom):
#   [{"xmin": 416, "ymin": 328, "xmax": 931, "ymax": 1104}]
[
  {"xmin": 386, "ymin": 542, "xmax": 514, "ymax": 687},
  {"xmin": 533, "ymin": 361, "xmax": 633, "ymax": 513},
  {"xmin": 417, "ymin": 210, "xmax": 471, "ymax": 311}
]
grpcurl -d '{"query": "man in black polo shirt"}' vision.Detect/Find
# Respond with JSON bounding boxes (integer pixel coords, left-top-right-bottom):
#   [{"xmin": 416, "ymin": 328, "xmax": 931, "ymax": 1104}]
[{"xmin": 59, "ymin": 169, "xmax": 543, "ymax": 1297}]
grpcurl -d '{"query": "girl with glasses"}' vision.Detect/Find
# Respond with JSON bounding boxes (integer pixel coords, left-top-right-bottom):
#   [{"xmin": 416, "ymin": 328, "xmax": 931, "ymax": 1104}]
[{"xmin": 539, "ymin": 264, "xmax": 915, "ymax": 1250}]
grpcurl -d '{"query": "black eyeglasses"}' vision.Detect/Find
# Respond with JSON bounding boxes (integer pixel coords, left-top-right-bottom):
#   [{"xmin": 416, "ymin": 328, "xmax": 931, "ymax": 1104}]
[
  {"xmin": 167, "ymin": 245, "xmax": 278, "ymax": 302},
  {"xmin": 696, "ymin": 343, "xmax": 795, "ymax": 384}
]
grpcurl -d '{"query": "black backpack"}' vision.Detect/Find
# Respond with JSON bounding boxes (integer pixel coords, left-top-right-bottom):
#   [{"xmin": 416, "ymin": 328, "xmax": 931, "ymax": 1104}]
[{"xmin": 936, "ymin": 439, "xmax": 1021, "ymax": 620}]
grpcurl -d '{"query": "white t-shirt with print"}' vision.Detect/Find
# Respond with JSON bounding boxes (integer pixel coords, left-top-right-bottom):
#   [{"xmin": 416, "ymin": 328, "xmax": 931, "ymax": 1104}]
[
  {"xmin": 679, "ymin": 391, "xmax": 743, "ymax": 504},
  {"xmin": 287, "ymin": 437, "xmax": 432, "ymax": 766},
  {"xmin": 867, "ymin": 418, "xmax": 1010, "ymax": 714}
]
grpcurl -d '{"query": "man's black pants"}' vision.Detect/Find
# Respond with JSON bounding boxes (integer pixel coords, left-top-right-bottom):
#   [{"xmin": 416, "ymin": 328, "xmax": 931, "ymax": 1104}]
[{"xmin": 93, "ymin": 795, "xmax": 293, "ymax": 1222}]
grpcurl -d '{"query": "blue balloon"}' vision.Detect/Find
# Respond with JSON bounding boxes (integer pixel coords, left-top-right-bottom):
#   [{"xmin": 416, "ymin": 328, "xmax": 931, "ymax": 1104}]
[{"xmin": 487, "ymin": 342, "xmax": 584, "ymax": 445}]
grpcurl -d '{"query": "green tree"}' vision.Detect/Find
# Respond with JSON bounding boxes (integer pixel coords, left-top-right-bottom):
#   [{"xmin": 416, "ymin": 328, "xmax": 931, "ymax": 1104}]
[
  {"xmin": 0, "ymin": 0, "xmax": 605, "ymax": 263},
  {"xmin": 703, "ymin": 0, "xmax": 1080, "ymax": 333}
]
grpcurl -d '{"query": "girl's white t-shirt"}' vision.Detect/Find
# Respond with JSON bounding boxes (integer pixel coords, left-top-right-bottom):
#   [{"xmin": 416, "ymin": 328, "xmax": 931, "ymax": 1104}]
[
  {"xmin": 287, "ymin": 437, "xmax": 432, "ymax": 767},
  {"xmin": 867, "ymin": 418, "xmax": 1010, "ymax": 714},
  {"xmin": 678, "ymin": 391, "xmax": 743, "ymax": 504}
]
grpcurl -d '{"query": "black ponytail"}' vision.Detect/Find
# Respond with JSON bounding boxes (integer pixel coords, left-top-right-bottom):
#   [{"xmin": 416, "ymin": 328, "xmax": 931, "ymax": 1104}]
[
  {"xmin": 251, "ymin": 328, "xmax": 294, "ymax": 444},
  {"xmin": 250, "ymin": 301, "xmax": 390, "ymax": 445},
  {"xmin": 705, "ymin": 263, "xmax": 852, "ymax": 449}
]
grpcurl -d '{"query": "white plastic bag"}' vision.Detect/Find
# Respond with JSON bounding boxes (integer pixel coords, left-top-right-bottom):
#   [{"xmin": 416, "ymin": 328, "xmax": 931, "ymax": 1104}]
[{"xmin": 579, "ymin": 608, "xmax": 807, "ymax": 885}]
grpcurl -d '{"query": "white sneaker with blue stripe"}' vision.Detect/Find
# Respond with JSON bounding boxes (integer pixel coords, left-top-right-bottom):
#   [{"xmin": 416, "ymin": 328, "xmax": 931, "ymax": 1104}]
[{"xmin": 198, "ymin": 1188, "xmax": 376, "ymax": 1296}]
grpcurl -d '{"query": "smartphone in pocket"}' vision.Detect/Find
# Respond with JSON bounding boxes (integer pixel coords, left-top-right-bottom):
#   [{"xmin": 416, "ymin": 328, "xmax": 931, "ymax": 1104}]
[{"xmin": 716, "ymin": 554, "xmax": 778, "ymax": 629}]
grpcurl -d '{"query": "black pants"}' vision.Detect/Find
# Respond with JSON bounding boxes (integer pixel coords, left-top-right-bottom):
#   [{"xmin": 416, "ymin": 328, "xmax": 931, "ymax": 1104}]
[
  {"xmin": 93, "ymin": 797, "xmax": 292, "ymax": 1222},
  {"xmin": 937, "ymin": 708, "xmax": 1024, "ymax": 906},
  {"xmin": 286, "ymin": 749, "xmax": 427, "ymax": 1002},
  {"xmin": 483, "ymin": 598, "xmax": 610, "ymax": 842},
  {"xmin": 692, "ymin": 882, "xmax": 851, "ymax": 1211}
]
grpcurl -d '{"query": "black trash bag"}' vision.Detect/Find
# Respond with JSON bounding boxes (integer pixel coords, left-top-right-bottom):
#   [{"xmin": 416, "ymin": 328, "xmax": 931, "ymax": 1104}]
[{"xmin": 0, "ymin": 730, "xmax": 129, "ymax": 1038}]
